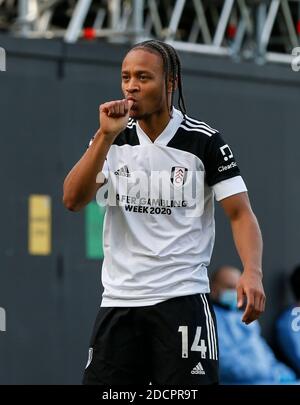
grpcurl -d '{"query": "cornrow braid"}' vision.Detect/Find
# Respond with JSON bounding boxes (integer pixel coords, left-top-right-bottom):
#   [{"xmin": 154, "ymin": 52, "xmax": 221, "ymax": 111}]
[{"xmin": 130, "ymin": 40, "xmax": 187, "ymax": 117}]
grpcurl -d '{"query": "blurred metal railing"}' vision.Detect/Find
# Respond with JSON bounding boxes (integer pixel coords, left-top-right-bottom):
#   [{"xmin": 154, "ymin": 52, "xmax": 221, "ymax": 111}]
[{"xmin": 0, "ymin": 0, "xmax": 299, "ymax": 65}]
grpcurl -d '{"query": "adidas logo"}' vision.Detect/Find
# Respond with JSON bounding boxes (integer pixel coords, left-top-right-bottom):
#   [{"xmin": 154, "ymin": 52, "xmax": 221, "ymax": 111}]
[
  {"xmin": 114, "ymin": 165, "xmax": 130, "ymax": 177},
  {"xmin": 191, "ymin": 362, "xmax": 205, "ymax": 375}
]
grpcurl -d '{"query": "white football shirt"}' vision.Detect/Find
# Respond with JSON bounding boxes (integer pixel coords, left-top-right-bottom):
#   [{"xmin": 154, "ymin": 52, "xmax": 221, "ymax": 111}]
[{"xmin": 89, "ymin": 107, "xmax": 247, "ymax": 306}]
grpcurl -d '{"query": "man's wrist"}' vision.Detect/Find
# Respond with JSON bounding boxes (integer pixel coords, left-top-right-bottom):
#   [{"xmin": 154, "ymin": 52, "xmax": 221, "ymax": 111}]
[
  {"xmin": 97, "ymin": 127, "xmax": 120, "ymax": 141},
  {"xmin": 243, "ymin": 266, "xmax": 263, "ymax": 278}
]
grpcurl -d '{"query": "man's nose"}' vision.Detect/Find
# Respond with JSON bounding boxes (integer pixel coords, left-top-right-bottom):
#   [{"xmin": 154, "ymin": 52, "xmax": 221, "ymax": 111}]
[{"xmin": 126, "ymin": 79, "xmax": 139, "ymax": 92}]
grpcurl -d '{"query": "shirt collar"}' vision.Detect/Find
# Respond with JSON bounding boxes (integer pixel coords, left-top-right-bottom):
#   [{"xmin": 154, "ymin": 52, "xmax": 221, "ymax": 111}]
[{"xmin": 136, "ymin": 107, "xmax": 183, "ymax": 146}]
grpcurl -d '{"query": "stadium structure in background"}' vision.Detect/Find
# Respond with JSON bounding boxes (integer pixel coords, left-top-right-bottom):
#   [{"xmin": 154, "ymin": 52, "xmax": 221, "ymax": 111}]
[{"xmin": 0, "ymin": 0, "xmax": 299, "ymax": 65}]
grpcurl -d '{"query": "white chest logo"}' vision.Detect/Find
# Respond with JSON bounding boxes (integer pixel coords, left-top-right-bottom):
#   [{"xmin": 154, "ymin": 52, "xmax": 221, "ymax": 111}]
[{"xmin": 171, "ymin": 167, "xmax": 188, "ymax": 188}]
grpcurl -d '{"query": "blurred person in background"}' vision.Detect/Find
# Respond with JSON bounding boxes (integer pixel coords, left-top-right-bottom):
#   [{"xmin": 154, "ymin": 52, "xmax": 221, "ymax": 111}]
[
  {"xmin": 275, "ymin": 265, "xmax": 300, "ymax": 377},
  {"xmin": 211, "ymin": 265, "xmax": 297, "ymax": 384}
]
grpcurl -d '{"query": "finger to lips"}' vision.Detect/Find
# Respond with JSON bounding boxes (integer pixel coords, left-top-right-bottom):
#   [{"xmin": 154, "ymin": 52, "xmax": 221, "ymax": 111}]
[
  {"xmin": 105, "ymin": 101, "xmax": 114, "ymax": 112},
  {"xmin": 128, "ymin": 99, "xmax": 134, "ymax": 109},
  {"xmin": 119, "ymin": 100, "xmax": 125, "ymax": 115},
  {"xmin": 124, "ymin": 99, "xmax": 129, "ymax": 113},
  {"xmin": 110, "ymin": 105, "xmax": 117, "ymax": 116},
  {"xmin": 104, "ymin": 103, "xmax": 112, "ymax": 116},
  {"xmin": 101, "ymin": 103, "xmax": 110, "ymax": 115},
  {"xmin": 115, "ymin": 101, "xmax": 121, "ymax": 115},
  {"xmin": 109, "ymin": 104, "xmax": 118, "ymax": 117},
  {"xmin": 106, "ymin": 101, "xmax": 116, "ymax": 116}
]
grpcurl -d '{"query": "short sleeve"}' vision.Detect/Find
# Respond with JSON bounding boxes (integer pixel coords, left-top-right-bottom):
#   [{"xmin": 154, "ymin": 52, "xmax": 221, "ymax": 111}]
[{"xmin": 203, "ymin": 132, "xmax": 247, "ymax": 201}]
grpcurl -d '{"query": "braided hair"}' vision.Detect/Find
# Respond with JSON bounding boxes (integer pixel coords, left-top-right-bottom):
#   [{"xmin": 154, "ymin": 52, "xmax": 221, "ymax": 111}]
[{"xmin": 129, "ymin": 40, "xmax": 187, "ymax": 117}]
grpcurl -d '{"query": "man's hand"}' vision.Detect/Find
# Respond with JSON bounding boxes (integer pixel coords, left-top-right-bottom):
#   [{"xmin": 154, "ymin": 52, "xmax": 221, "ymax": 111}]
[
  {"xmin": 99, "ymin": 99, "xmax": 133, "ymax": 140},
  {"xmin": 237, "ymin": 270, "xmax": 266, "ymax": 324}
]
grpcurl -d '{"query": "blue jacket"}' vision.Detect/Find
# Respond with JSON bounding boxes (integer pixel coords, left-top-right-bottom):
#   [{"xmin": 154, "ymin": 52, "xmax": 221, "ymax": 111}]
[
  {"xmin": 276, "ymin": 306, "xmax": 300, "ymax": 376},
  {"xmin": 213, "ymin": 303, "xmax": 296, "ymax": 384}
]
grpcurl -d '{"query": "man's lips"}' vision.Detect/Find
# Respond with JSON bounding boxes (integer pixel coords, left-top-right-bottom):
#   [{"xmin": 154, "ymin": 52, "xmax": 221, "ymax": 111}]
[
  {"xmin": 126, "ymin": 97, "xmax": 137, "ymax": 102},
  {"xmin": 127, "ymin": 98, "xmax": 139, "ymax": 110}
]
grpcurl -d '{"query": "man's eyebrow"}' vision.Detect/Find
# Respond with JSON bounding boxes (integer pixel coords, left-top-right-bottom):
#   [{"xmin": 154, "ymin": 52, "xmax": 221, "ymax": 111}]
[{"xmin": 121, "ymin": 70, "xmax": 153, "ymax": 75}]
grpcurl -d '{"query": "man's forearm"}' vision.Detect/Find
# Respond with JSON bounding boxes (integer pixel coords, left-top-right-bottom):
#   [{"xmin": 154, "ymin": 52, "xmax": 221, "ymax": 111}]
[
  {"xmin": 221, "ymin": 192, "xmax": 265, "ymax": 322},
  {"xmin": 230, "ymin": 210, "xmax": 263, "ymax": 276},
  {"xmin": 63, "ymin": 129, "xmax": 112, "ymax": 211}
]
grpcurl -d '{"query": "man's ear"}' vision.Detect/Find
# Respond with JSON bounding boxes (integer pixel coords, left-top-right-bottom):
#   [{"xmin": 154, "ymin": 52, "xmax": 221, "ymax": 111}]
[{"xmin": 168, "ymin": 76, "xmax": 178, "ymax": 93}]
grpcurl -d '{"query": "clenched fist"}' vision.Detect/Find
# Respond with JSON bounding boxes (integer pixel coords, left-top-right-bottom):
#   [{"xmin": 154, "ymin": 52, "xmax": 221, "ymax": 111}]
[{"xmin": 99, "ymin": 99, "xmax": 134, "ymax": 140}]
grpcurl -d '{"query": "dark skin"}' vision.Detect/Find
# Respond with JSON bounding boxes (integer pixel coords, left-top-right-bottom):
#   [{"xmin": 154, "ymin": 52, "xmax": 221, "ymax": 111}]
[
  {"xmin": 221, "ymin": 193, "xmax": 265, "ymax": 323},
  {"xmin": 121, "ymin": 49, "xmax": 174, "ymax": 141},
  {"xmin": 63, "ymin": 49, "xmax": 266, "ymax": 323},
  {"xmin": 211, "ymin": 265, "xmax": 265, "ymax": 324}
]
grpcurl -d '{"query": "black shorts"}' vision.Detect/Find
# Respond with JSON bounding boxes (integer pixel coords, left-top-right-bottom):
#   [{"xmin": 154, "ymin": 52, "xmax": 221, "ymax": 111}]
[{"xmin": 82, "ymin": 293, "xmax": 219, "ymax": 385}]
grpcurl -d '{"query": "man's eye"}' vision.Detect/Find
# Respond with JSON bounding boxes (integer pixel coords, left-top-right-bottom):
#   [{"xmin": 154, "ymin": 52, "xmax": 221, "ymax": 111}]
[
  {"xmin": 122, "ymin": 76, "xmax": 129, "ymax": 81},
  {"xmin": 140, "ymin": 76, "xmax": 148, "ymax": 80}
]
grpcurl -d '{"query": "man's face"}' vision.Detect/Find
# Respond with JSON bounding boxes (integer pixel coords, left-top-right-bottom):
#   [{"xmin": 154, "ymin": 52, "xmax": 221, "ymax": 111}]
[{"xmin": 121, "ymin": 49, "xmax": 168, "ymax": 120}]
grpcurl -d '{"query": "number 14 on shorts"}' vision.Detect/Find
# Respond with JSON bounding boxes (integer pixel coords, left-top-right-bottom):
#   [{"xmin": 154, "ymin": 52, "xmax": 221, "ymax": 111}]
[{"xmin": 178, "ymin": 326, "xmax": 207, "ymax": 359}]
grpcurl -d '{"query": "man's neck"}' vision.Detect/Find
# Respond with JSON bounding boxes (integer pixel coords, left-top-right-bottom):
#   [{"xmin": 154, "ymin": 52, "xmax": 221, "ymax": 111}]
[{"xmin": 138, "ymin": 108, "xmax": 172, "ymax": 143}]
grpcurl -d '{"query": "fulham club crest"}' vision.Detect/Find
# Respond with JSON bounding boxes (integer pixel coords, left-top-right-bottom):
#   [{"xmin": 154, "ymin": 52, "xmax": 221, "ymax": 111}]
[{"xmin": 171, "ymin": 166, "xmax": 188, "ymax": 188}]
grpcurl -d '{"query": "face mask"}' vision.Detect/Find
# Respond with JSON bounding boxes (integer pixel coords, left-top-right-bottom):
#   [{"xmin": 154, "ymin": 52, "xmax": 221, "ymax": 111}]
[{"xmin": 219, "ymin": 289, "xmax": 238, "ymax": 310}]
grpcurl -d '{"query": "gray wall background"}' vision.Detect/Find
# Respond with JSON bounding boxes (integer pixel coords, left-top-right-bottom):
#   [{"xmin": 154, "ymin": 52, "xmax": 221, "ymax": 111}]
[{"xmin": 0, "ymin": 35, "xmax": 299, "ymax": 384}]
